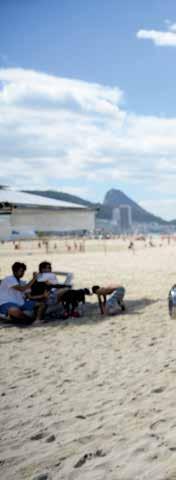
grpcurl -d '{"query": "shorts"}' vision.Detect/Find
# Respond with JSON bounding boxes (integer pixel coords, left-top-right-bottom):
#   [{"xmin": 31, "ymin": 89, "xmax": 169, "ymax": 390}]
[
  {"xmin": 0, "ymin": 300, "xmax": 36, "ymax": 316},
  {"xmin": 107, "ymin": 287, "xmax": 125, "ymax": 309},
  {"xmin": 47, "ymin": 290, "xmax": 58, "ymax": 305}
]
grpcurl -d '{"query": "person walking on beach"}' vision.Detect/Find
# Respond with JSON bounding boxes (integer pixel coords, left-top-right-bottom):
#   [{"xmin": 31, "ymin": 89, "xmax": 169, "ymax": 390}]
[
  {"xmin": 128, "ymin": 241, "xmax": 135, "ymax": 253},
  {"xmin": 92, "ymin": 285, "xmax": 125, "ymax": 315}
]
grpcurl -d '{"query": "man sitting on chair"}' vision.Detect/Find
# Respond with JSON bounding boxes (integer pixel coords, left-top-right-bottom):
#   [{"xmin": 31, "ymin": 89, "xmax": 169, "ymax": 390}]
[{"xmin": 29, "ymin": 261, "xmax": 73, "ymax": 321}]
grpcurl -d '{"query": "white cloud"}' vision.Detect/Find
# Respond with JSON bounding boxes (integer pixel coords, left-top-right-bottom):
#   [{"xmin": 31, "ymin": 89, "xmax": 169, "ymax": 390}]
[
  {"xmin": 169, "ymin": 22, "xmax": 176, "ymax": 32},
  {"xmin": 137, "ymin": 22, "xmax": 176, "ymax": 46},
  {"xmin": 1, "ymin": 67, "xmax": 176, "ymax": 219}
]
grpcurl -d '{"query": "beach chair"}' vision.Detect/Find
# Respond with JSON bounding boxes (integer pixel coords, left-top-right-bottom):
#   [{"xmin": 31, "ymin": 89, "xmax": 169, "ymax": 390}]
[
  {"xmin": 43, "ymin": 271, "xmax": 74, "ymax": 320},
  {"xmin": 53, "ymin": 271, "xmax": 73, "ymax": 287}
]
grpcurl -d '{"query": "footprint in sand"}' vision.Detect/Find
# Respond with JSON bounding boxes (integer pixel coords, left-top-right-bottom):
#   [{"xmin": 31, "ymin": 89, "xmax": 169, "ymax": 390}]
[
  {"xmin": 46, "ymin": 434, "xmax": 56, "ymax": 443},
  {"xmin": 148, "ymin": 454, "xmax": 158, "ymax": 461},
  {"xmin": 30, "ymin": 432, "xmax": 46, "ymax": 441},
  {"xmin": 74, "ymin": 450, "xmax": 106, "ymax": 468},
  {"xmin": 151, "ymin": 387, "xmax": 165, "ymax": 394},
  {"xmin": 133, "ymin": 447, "xmax": 145, "ymax": 454},
  {"xmin": 150, "ymin": 418, "xmax": 167, "ymax": 438},
  {"xmin": 32, "ymin": 474, "xmax": 50, "ymax": 480}
]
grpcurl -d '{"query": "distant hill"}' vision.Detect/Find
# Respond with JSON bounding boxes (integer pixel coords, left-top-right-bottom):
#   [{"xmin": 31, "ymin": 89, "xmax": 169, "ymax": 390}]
[
  {"xmin": 102, "ymin": 189, "xmax": 167, "ymax": 224},
  {"xmin": 27, "ymin": 188, "xmax": 168, "ymax": 225},
  {"xmin": 26, "ymin": 190, "xmax": 95, "ymax": 208}
]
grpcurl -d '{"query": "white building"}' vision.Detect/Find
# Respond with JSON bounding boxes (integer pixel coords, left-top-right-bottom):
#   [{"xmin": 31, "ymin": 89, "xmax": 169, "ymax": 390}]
[
  {"xmin": 119, "ymin": 205, "xmax": 132, "ymax": 232},
  {"xmin": 112, "ymin": 208, "xmax": 120, "ymax": 226},
  {"xmin": 0, "ymin": 189, "xmax": 96, "ymax": 239}
]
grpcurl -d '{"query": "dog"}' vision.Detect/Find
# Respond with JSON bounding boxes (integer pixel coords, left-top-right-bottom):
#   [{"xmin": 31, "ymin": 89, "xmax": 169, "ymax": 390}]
[
  {"xmin": 61, "ymin": 288, "xmax": 91, "ymax": 316},
  {"xmin": 30, "ymin": 280, "xmax": 71, "ymax": 297}
]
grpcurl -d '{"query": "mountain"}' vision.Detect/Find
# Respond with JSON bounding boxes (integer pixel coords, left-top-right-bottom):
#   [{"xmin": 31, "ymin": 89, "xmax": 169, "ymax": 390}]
[
  {"xmin": 102, "ymin": 189, "xmax": 167, "ymax": 224},
  {"xmin": 26, "ymin": 188, "xmax": 168, "ymax": 225},
  {"xmin": 25, "ymin": 190, "xmax": 95, "ymax": 208}
]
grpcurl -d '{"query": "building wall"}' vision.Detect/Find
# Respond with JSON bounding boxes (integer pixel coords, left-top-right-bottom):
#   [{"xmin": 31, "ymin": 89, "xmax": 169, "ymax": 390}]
[
  {"xmin": 11, "ymin": 208, "xmax": 95, "ymax": 232},
  {"xmin": 112, "ymin": 208, "xmax": 120, "ymax": 225},
  {"xmin": 0, "ymin": 214, "xmax": 12, "ymax": 238},
  {"xmin": 119, "ymin": 205, "xmax": 132, "ymax": 232}
]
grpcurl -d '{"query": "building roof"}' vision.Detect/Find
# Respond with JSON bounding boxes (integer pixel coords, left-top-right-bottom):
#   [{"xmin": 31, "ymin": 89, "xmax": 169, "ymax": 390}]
[{"xmin": 0, "ymin": 189, "xmax": 88, "ymax": 210}]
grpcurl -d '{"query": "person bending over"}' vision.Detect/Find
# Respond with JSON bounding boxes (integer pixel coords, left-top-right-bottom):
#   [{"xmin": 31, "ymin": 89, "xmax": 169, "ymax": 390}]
[
  {"xmin": 0, "ymin": 262, "xmax": 38, "ymax": 323},
  {"xmin": 92, "ymin": 285, "xmax": 125, "ymax": 315}
]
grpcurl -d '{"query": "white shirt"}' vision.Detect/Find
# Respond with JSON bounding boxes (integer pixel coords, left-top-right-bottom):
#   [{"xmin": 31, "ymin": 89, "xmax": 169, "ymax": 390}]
[
  {"xmin": 0, "ymin": 275, "xmax": 26, "ymax": 306},
  {"xmin": 37, "ymin": 272, "xmax": 73, "ymax": 286},
  {"xmin": 37, "ymin": 272, "xmax": 58, "ymax": 284}
]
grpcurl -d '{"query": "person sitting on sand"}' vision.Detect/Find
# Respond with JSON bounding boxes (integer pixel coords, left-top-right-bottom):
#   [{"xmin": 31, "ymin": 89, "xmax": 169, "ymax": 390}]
[
  {"xmin": 92, "ymin": 285, "xmax": 126, "ymax": 315},
  {"xmin": 29, "ymin": 261, "xmax": 72, "ymax": 321},
  {"xmin": 0, "ymin": 262, "xmax": 38, "ymax": 323},
  {"xmin": 36, "ymin": 261, "xmax": 72, "ymax": 302},
  {"xmin": 37, "ymin": 261, "xmax": 73, "ymax": 287}
]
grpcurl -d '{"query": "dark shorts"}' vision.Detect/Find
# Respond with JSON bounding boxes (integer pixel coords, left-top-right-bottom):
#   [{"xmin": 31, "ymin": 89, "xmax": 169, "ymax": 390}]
[{"xmin": 0, "ymin": 300, "xmax": 36, "ymax": 316}]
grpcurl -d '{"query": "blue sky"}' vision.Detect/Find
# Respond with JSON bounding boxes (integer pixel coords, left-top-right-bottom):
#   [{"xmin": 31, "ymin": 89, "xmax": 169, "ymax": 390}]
[{"xmin": 1, "ymin": 0, "xmax": 176, "ymax": 219}]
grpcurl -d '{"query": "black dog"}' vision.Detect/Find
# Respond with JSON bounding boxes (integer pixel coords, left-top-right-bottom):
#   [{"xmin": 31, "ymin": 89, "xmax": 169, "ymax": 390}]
[
  {"xmin": 30, "ymin": 281, "xmax": 71, "ymax": 297},
  {"xmin": 61, "ymin": 288, "xmax": 91, "ymax": 316}
]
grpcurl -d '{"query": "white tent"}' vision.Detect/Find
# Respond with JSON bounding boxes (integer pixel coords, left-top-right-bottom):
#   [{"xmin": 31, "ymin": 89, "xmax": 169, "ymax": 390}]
[{"xmin": 0, "ymin": 189, "xmax": 96, "ymax": 238}]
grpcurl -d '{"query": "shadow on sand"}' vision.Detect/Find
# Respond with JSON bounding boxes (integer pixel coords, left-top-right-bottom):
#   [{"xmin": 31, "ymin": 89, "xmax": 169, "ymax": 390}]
[
  {"xmin": 0, "ymin": 297, "xmax": 161, "ymax": 329},
  {"xmin": 125, "ymin": 297, "xmax": 160, "ymax": 315}
]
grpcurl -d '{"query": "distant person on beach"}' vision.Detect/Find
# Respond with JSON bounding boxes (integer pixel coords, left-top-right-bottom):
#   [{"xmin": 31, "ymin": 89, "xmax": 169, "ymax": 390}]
[
  {"xmin": 149, "ymin": 240, "xmax": 155, "ymax": 247},
  {"xmin": 128, "ymin": 241, "xmax": 135, "ymax": 253},
  {"xmin": 66, "ymin": 244, "xmax": 71, "ymax": 252},
  {"xmin": 0, "ymin": 262, "xmax": 38, "ymax": 322},
  {"xmin": 92, "ymin": 285, "xmax": 125, "ymax": 315}
]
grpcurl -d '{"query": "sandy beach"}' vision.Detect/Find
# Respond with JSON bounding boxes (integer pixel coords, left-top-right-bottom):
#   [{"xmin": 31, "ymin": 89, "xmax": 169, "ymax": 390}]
[{"xmin": 1, "ymin": 238, "xmax": 176, "ymax": 480}]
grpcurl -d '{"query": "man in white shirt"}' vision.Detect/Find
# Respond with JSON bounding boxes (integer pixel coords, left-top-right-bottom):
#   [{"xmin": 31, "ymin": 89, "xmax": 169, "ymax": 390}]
[
  {"xmin": 37, "ymin": 261, "xmax": 73, "ymax": 286},
  {"xmin": 37, "ymin": 261, "xmax": 72, "ymax": 303},
  {"xmin": 0, "ymin": 262, "xmax": 37, "ymax": 322},
  {"xmin": 29, "ymin": 261, "xmax": 73, "ymax": 320}
]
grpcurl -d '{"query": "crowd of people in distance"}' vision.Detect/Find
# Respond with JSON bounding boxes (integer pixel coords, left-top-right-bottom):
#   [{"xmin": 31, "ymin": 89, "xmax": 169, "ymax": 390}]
[{"xmin": 0, "ymin": 261, "xmax": 126, "ymax": 325}]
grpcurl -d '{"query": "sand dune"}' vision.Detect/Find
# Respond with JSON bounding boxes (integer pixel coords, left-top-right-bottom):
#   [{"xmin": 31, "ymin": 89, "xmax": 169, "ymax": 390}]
[{"xmin": 0, "ymin": 240, "xmax": 176, "ymax": 479}]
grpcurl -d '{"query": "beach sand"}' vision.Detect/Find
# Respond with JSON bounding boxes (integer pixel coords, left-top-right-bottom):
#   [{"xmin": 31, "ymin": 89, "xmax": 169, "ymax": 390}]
[{"xmin": 0, "ymin": 239, "xmax": 176, "ymax": 479}]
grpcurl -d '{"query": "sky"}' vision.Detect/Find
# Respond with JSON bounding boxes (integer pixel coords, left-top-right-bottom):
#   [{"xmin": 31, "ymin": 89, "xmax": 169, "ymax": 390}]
[{"xmin": 1, "ymin": 0, "xmax": 176, "ymax": 219}]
